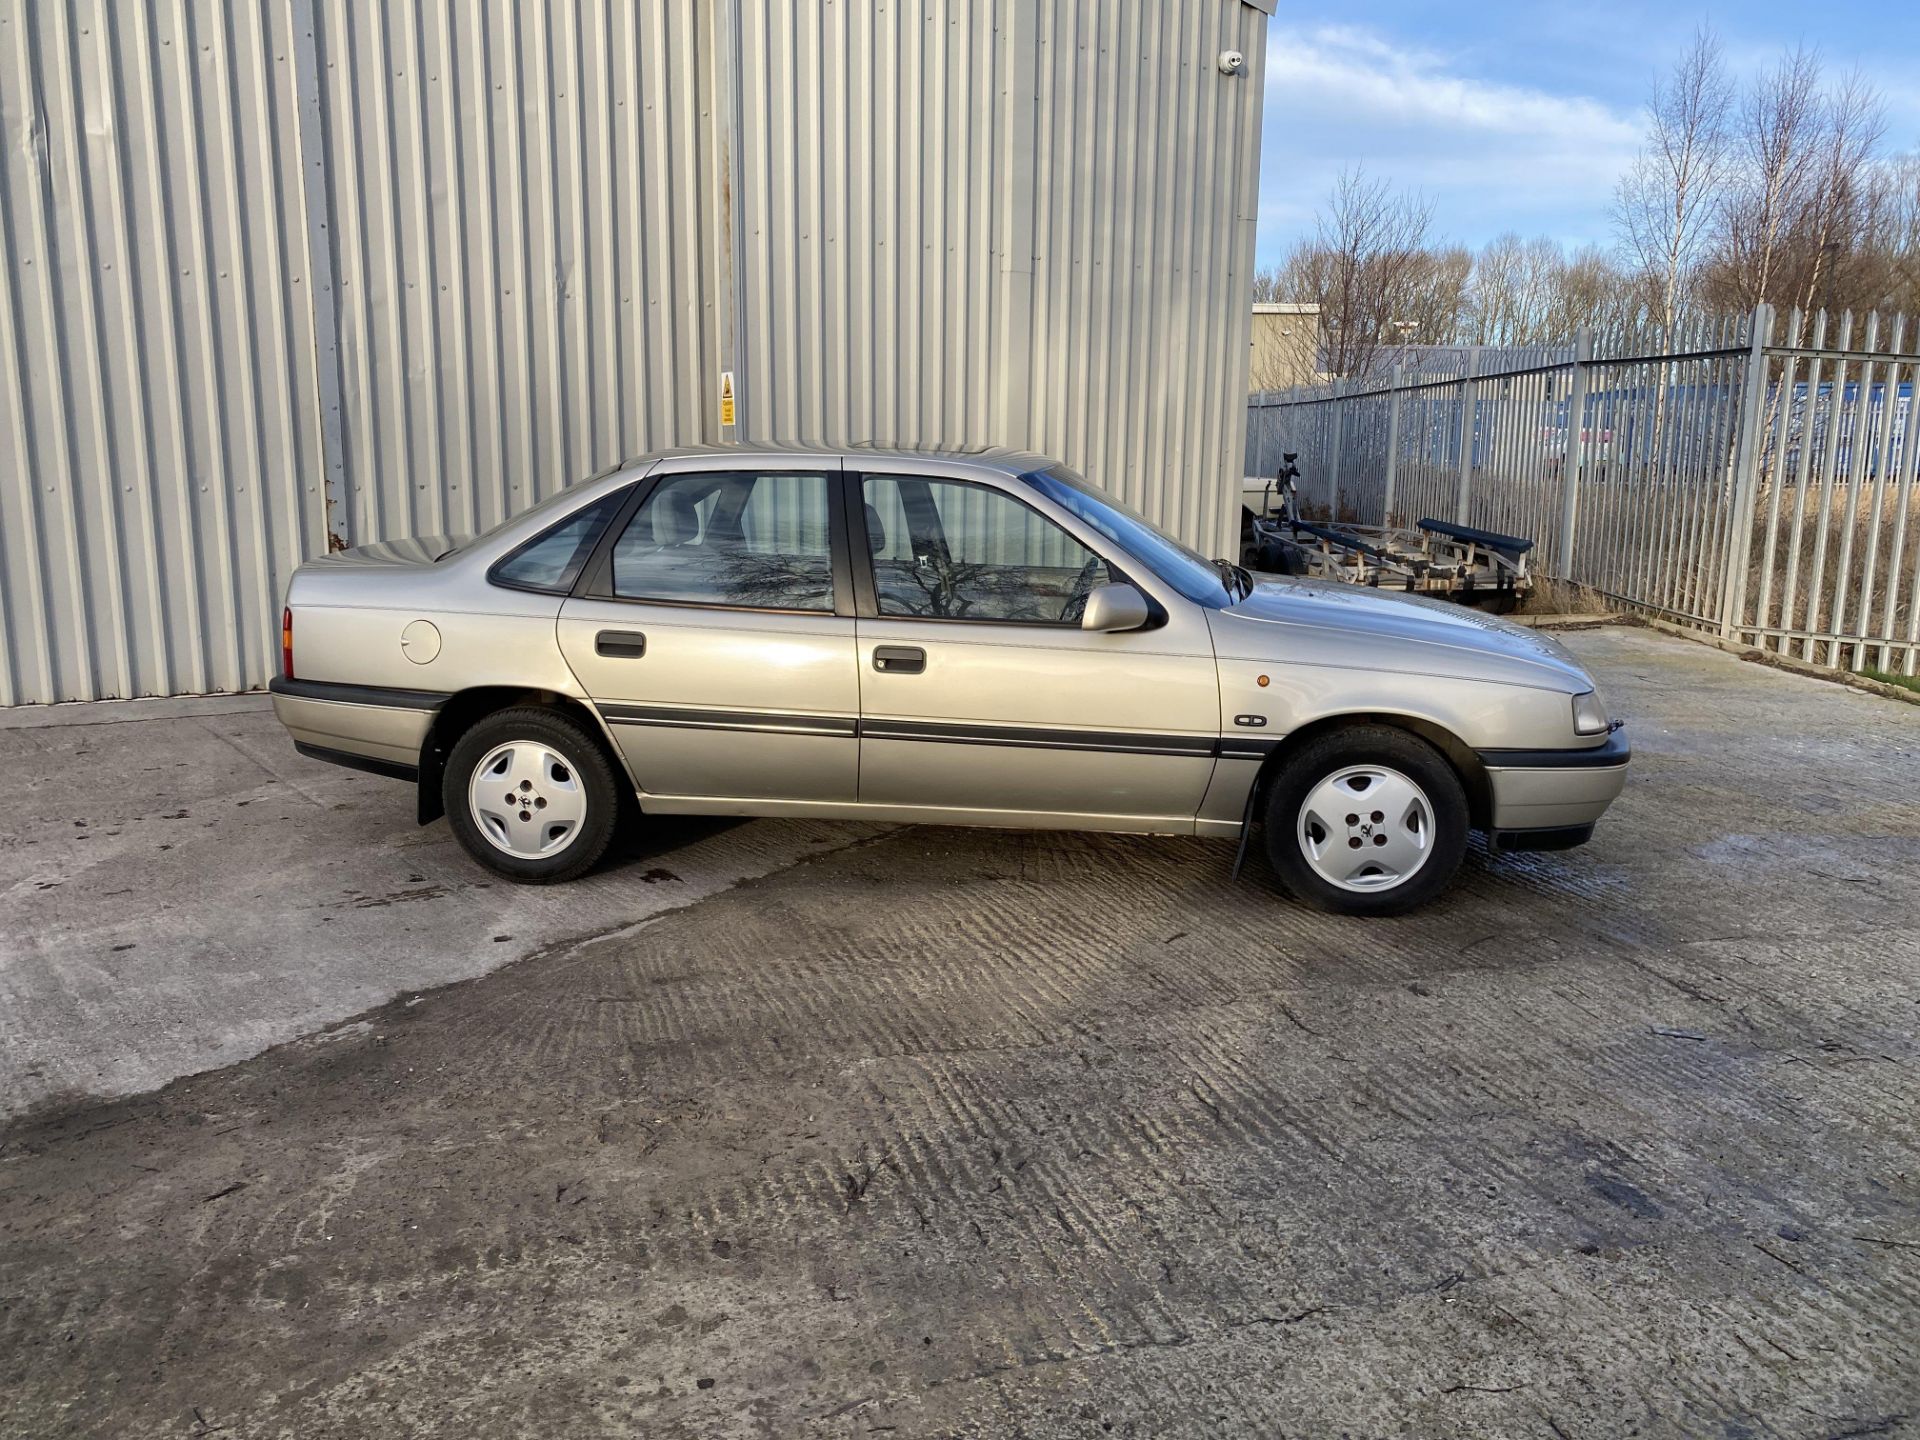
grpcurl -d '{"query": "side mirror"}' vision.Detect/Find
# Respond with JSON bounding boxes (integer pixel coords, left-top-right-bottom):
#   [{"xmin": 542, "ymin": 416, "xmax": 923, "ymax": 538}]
[{"xmin": 1081, "ymin": 582, "xmax": 1151, "ymax": 633}]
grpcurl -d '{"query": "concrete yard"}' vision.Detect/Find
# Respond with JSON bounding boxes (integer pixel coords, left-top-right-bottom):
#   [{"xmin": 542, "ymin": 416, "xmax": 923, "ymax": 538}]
[
  {"xmin": 3, "ymin": 626, "xmax": 1918, "ymax": 1438},
  {"xmin": 0, "ymin": 697, "xmax": 882, "ymax": 1120}
]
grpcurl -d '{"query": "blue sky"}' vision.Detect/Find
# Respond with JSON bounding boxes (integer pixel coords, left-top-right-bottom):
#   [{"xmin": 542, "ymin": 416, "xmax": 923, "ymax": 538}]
[{"xmin": 1254, "ymin": 2, "xmax": 1920, "ymax": 269}]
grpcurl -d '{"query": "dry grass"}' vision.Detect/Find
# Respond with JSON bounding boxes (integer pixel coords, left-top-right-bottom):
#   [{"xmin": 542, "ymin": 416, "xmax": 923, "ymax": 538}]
[
  {"xmin": 1743, "ymin": 487, "xmax": 1920, "ymax": 669},
  {"xmin": 1526, "ymin": 576, "xmax": 1614, "ymax": 615}
]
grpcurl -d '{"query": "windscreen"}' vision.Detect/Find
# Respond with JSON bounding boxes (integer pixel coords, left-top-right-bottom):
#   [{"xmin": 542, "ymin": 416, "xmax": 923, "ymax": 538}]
[{"xmin": 1021, "ymin": 466, "xmax": 1233, "ymax": 607}]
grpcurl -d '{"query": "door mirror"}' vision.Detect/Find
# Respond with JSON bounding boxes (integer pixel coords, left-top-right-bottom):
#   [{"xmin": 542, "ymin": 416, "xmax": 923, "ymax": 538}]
[{"xmin": 1081, "ymin": 582, "xmax": 1151, "ymax": 633}]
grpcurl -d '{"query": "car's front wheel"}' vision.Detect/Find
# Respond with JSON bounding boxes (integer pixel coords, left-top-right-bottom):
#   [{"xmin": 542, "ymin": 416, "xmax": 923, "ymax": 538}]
[
  {"xmin": 1263, "ymin": 725, "xmax": 1468, "ymax": 915},
  {"xmin": 444, "ymin": 707, "xmax": 621, "ymax": 883}
]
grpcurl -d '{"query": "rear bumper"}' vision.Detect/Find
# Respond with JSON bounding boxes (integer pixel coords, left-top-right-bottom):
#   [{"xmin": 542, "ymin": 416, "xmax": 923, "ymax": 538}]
[
  {"xmin": 1479, "ymin": 730, "xmax": 1629, "ymax": 833},
  {"xmin": 269, "ymin": 676, "xmax": 439, "ymax": 775}
]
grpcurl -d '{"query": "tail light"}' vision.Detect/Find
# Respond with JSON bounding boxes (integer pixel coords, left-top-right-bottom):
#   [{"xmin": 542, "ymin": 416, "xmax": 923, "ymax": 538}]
[{"xmin": 282, "ymin": 606, "xmax": 295, "ymax": 679}]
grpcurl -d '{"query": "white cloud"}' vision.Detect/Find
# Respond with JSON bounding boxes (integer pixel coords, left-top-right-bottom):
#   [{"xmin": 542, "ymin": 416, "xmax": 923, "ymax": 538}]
[
  {"xmin": 1258, "ymin": 25, "xmax": 1644, "ymax": 262},
  {"xmin": 1268, "ymin": 25, "xmax": 1638, "ymax": 144}
]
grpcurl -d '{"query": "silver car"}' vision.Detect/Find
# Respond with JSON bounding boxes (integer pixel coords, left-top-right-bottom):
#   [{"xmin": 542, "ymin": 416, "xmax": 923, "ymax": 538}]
[{"xmin": 269, "ymin": 446, "xmax": 1627, "ymax": 915}]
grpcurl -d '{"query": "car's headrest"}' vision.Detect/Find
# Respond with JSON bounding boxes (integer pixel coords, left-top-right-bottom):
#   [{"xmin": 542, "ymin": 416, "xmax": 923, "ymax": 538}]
[
  {"xmin": 863, "ymin": 502, "xmax": 887, "ymax": 555},
  {"xmin": 659, "ymin": 488, "xmax": 702, "ymax": 545}
]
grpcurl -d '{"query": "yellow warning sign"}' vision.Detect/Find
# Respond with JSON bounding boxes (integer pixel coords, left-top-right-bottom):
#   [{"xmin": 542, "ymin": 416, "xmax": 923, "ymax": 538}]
[{"xmin": 719, "ymin": 371, "xmax": 736, "ymax": 428}]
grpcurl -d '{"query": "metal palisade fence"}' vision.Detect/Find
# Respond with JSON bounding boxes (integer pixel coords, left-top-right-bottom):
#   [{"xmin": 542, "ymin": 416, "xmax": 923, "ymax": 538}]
[{"xmin": 1247, "ymin": 306, "xmax": 1920, "ymax": 675}]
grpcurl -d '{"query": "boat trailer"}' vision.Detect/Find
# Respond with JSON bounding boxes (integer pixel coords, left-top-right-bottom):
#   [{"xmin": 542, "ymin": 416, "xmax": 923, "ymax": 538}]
[{"xmin": 1240, "ymin": 458, "xmax": 1535, "ymax": 612}]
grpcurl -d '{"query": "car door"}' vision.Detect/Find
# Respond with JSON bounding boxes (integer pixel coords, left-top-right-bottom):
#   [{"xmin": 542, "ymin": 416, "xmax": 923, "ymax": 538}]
[
  {"xmin": 556, "ymin": 463, "xmax": 859, "ymax": 804},
  {"xmin": 851, "ymin": 469, "xmax": 1220, "ymax": 825}
]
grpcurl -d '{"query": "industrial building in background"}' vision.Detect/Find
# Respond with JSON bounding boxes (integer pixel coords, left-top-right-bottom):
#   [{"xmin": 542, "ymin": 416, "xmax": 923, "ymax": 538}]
[
  {"xmin": 1248, "ymin": 302, "xmax": 1324, "ymax": 392},
  {"xmin": 0, "ymin": 0, "xmax": 1272, "ymax": 706}
]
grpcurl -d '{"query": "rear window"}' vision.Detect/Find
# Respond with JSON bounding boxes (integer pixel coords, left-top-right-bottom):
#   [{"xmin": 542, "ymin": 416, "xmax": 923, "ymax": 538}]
[
  {"xmin": 441, "ymin": 462, "xmax": 637, "ymax": 563},
  {"xmin": 489, "ymin": 490, "xmax": 628, "ymax": 594}
]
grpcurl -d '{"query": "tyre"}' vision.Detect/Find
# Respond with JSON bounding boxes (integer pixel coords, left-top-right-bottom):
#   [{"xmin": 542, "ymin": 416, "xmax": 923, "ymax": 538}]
[
  {"xmin": 443, "ymin": 706, "xmax": 621, "ymax": 883},
  {"xmin": 1262, "ymin": 725, "xmax": 1468, "ymax": 916}
]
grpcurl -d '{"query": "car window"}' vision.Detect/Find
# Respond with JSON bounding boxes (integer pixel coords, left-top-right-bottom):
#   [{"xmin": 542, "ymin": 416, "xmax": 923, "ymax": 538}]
[
  {"xmin": 1023, "ymin": 465, "xmax": 1234, "ymax": 607},
  {"xmin": 862, "ymin": 475, "xmax": 1114, "ymax": 623},
  {"xmin": 610, "ymin": 472, "xmax": 835, "ymax": 611},
  {"xmin": 443, "ymin": 461, "xmax": 637, "ymax": 562},
  {"xmin": 490, "ymin": 489, "xmax": 627, "ymax": 593}
]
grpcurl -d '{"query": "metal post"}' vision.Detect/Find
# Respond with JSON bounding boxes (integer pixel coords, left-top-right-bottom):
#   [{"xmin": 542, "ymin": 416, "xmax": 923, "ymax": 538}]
[
  {"xmin": 1454, "ymin": 347, "xmax": 1480, "ymax": 525},
  {"xmin": 1327, "ymin": 385, "xmax": 1345, "ymax": 520},
  {"xmin": 1718, "ymin": 304, "xmax": 1776, "ymax": 638},
  {"xmin": 1555, "ymin": 329, "xmax": 1593, "ymax": 576},
  {"xmin": 287, "ymin": 0, "xmax": 349, "ymax": 549},
  {"xmin": 993, "ymin": 3, "xmax": 1040, "ymax": 453},
  {"xmin": 1381, "ymin": 364, "xmax": 1403, "ymax": 527},
  {"xmin": 707, "ymin": 0, "xmax": 747, "ymax": 442}
]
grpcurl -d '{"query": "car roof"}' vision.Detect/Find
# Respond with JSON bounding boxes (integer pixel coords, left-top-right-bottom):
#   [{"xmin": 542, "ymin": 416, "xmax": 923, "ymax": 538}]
[{"xmin": 633, "ymin": 441, "xmax": 1058, "ymax": 477}]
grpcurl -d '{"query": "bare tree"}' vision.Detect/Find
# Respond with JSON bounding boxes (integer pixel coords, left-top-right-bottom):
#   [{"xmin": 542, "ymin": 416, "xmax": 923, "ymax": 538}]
[
  {"xmin": 1469, "ymin": 235, "xmax": 1568, "ymax": 345},
  {"xmin": 1705, "ymin": 47, "xmax": 1823, "ymax": 311},
  {"xmin": 1399, "ymin": 245, "xmax": 1473, "ymax": 352},
  {"xmin": 1877, "ymin": 153, "xmax": 1920, "ymax": 315},
  {"xmin": 1545, "ymin": 246, "xmax": 1650, "ymax": 342},
  {"xmin": 1614, "ymin": 27, "xmax": 1733, "ymax": 337},
  {"xmin": 1791, "ymin": 72, "xmax": 1888, "ymax": 314},
  {"xmin": 1281, "ymin": 169, "xmax": 1439, "ymax": 378},
  {"xmin": 1257, "ymin": 30, "xmax": 1910, "ymax": 369},
  {"xmin": 1468, "ymin": 234, "xmax": 1526, "ymax": 345}
]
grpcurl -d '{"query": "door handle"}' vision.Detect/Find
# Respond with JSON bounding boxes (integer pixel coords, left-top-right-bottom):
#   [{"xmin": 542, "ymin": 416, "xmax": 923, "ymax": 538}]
[
  {"xmin": 595, "ymin": 629, "xmax": 647, "ymax": 658},
  {"xmin": 872, "ymin": 645, "xmax": 926, "ymax": 674}
]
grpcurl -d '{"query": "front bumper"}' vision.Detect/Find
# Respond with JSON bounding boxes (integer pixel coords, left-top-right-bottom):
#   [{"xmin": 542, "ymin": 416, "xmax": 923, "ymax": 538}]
[{"xmin": 1478, "ymin": 729, "xmax": 1629, "ymax": 836}]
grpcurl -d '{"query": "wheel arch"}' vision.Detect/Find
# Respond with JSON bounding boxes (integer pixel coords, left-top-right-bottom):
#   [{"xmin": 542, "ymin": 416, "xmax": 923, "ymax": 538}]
[
  {"xmin": 416, "ymin": 686, "xmax": 628, "ymax": 825},
  {"xmin": 1249, "ymin": 712, "xmax": 1492, "ymax": 832}
]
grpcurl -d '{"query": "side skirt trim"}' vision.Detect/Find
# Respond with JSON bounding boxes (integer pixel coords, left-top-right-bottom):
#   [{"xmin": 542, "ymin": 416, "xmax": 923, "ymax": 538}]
[
  {"xmin": 601, "ymin": 704, "xmax": 856, "ymax": 737},
  {"xmin": 860, "ymin": 718, "xmax": 1218, "ymax": 758},
  {"xmin": 597, "ymin": 704, "xmax": 1284, "ymax": 760}
]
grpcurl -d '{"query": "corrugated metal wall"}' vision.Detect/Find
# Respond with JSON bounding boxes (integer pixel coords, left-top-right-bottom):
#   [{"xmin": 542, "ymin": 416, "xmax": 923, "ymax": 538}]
[
  {"xmin": 1, "ymin": 0, "xmax": 1267, "ymax": 705},
  {"xmin": 0, "ymin": 0, "xmax": 328, "ymax": 705},
  {"xmin": 730, "ymin": 0, "xmax": 1269, "ymax": 552},
  {"xmin": 310, "ymin": 0, "xmax": 719, "ymax": 543}
]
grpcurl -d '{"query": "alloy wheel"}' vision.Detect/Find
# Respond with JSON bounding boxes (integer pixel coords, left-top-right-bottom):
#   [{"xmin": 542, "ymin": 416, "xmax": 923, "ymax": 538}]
[
  {"xmin": 467, "ymin": 740, "xmax": 588, "ymax": 859},
  {"xmin": 1296, "ymin": 763, "xmax": 1435, "ymax": 893}
]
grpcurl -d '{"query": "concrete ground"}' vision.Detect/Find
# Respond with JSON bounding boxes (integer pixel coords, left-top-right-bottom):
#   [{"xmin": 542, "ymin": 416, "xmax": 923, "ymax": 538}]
[
  {"xmin": 3, "ymin": 626, "xmax": 1918, "ymax": 1438},
  {"xmin": 0, "ymin": 697, "xmax": 881, "ymax": 1120}
]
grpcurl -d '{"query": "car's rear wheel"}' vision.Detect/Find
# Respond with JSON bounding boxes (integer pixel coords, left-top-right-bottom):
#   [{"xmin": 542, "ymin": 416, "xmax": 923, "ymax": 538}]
[
  {"xmin": 1263, "ymin": 725, "xmax": 1468, "ymax": 915},
  {"xmin": 444, "ymin": 707, "xmax": 620, "ymax": 883}
]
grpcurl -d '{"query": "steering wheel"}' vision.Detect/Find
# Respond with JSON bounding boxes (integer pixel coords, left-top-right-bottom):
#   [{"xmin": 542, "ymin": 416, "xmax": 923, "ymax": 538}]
[{"xmin": 1060, "ymin": 555, "xmax": 1103, "ymax": 623}]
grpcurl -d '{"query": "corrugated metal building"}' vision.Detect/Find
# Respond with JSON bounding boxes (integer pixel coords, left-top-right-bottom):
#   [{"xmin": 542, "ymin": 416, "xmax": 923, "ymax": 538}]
[{"xmin": 0, "ymin": 0, "xmax": 1272, "ymax": 705}]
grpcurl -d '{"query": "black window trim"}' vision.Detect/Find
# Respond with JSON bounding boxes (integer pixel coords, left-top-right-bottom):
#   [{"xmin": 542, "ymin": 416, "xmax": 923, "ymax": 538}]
[
  {"xmin": 572, "ymin": 466, "xmax": 855, "ymax": 619},
  {"xmin": 842, "ymin": 470, "xmax": 1162, "ymax": 629},
  {"xmin": 486, "ymin": 481, "xmax": 637, "ymax": 596}
]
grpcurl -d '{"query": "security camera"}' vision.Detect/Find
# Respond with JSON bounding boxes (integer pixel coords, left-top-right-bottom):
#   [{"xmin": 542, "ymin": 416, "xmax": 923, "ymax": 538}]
[{"xmin": 1218, "ymin": 49, "xmax": 1245, "ymax": 75}]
